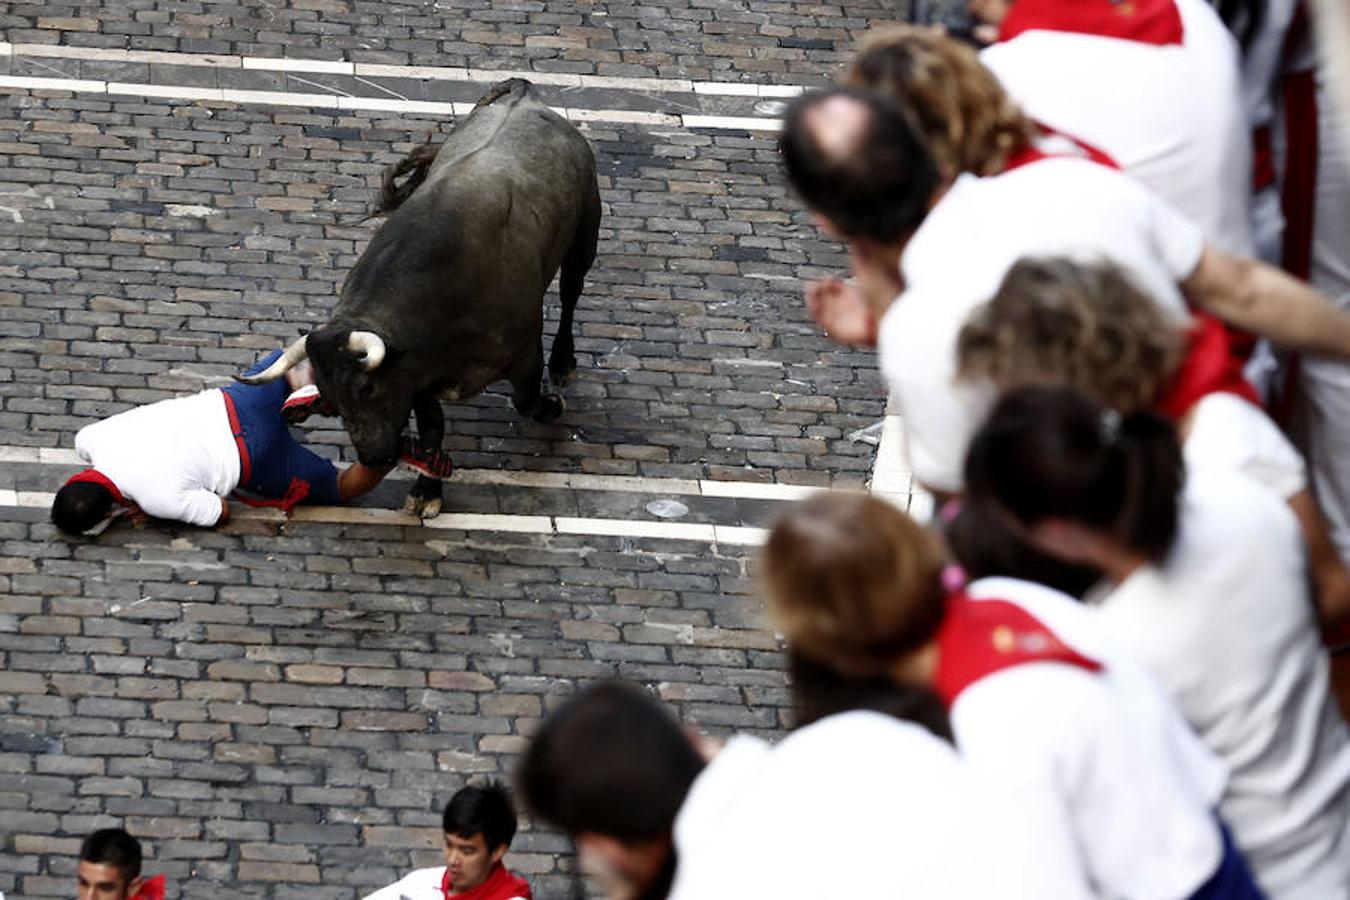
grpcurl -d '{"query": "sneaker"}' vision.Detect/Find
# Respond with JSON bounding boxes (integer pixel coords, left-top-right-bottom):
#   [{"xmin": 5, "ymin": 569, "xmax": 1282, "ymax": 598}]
[{"xmin": 282, "ymin": 384, "xmax": 324, "ymax": 424}]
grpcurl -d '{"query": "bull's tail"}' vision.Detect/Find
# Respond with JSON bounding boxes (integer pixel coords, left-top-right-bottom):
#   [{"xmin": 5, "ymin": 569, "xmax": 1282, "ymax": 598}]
[{"xmin": 375, "ymin": 141, "xmax": 439, "ymax": 215}]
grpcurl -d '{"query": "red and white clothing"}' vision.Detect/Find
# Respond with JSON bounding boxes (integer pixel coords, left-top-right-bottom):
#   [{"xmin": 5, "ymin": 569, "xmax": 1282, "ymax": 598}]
[
  {"xmin": 879, "ymin": 155, "xmax": 1201, "ymax": 492},
  {"xmin": 1093, "ymin": 470, "xmax": 1350, "ymax": 898},
  {"xmin": 948, "ymin": 577, "xmax": 1229, "ymax": 898},
  {"xmin": 981, "ymin": 0, "xmax": 1254, "ymax": 254},
  {"xmin": 363, "ymin": 864, "xmax": 530, "ymax": 900},
  {"xmin": 75, "ymin": 389, "xmax": 241, "ymax": 527},
  {"xmin": 669, "ymin": 710, "xmax": 1083, "ymax": 899}
]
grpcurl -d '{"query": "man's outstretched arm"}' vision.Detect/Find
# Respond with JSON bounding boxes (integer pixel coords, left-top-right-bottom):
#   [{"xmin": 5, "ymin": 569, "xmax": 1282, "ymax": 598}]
[{"xmin": 337, "ymin": 463, "xmax": 393, "ymax": 501}]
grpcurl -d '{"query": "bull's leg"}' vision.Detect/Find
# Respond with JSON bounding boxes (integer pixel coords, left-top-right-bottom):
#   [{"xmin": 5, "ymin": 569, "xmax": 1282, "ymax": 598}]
[
  {"xmin": 548, "ymin": 194, "xmax": 601, "ymax": 387},
  {"xmin": 510, "ymin": 339, "xmax": 565, "ymax": 424},
  {"xmin": 403, "ymin": 395, "xmax": 445, "ymax": 519}
]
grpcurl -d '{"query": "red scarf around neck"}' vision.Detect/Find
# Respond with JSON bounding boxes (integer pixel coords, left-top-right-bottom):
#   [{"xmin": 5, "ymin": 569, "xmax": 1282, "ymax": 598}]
[
  {"xmin": 1156, "ymin": 311, "xmax": 1261, "ymax": 420},
  {"xmin": 1000, "ymin": 0, "xmax": 1185, "ymax": 46},
  {"xmin": 441, "ymin": 863, "xmax": 532, "ymax": 900},
  {"xmin": 933, "ymin": 593, "xmax": 1102, "ymax": 706},
  {"xmin": 64, "ymin": 468, "xmax": 129, "ymax": 506}
]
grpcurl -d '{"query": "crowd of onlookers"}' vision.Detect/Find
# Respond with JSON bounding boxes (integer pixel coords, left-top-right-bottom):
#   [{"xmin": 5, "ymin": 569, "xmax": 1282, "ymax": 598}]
[{"xmin": 55, "ymin": 0, "xmax": 1350, "ymax": 898}]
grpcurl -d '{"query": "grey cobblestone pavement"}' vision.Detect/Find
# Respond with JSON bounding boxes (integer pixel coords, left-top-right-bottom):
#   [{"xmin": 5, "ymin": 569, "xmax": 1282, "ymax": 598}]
[{"xmin": 0, "ymin": 1, "xmax": 951, "ymax": 896}]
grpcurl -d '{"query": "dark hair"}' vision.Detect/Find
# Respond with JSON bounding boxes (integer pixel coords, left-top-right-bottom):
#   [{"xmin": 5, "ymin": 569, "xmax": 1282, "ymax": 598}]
[
  {"xmin": 780, "ymin": 86, "xmax": 940, "ymax": 243},
  {"xmin": 964, "ymin": 387, "xmax": 1184, "ymax": 562},
  {"xmin": 52, "ymin": 482, "xmax": 114, "ymax": 535},
  {"xmin": 787, "ymin": 649, "xmax": 953, "ymax": 741},
  {"xmin": 944, "ymin": 498, "xmax": 1103, "ymax": 599},
  {"xmin": 444, "ymin": 781, "xmax": 518, "ymax": 852},
  {"xmin": 517, "ymin": 680, "xmax": 704, "ymax": 842},
  {"xmin": 80, "ymin": 828, "xmax": 142, "ymax": 882}
]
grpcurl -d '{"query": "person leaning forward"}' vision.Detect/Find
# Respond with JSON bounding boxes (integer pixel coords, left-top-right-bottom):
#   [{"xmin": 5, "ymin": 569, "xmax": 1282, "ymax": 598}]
[{"xmin": 50, "ymin": 348, "xmax": 408, "ymax": 536}]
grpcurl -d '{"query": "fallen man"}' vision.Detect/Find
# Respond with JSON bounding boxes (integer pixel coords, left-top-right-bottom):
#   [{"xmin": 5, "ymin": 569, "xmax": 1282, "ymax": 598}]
[{"xmin": 50, "ymin": 348, "xmax": 453, "ymax": 536}]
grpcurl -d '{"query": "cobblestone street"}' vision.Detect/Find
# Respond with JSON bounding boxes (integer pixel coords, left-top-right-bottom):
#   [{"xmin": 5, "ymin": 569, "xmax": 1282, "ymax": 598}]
[{"xmin": 0, "ymin": 1, "xmax": 932, "ymax": 896}]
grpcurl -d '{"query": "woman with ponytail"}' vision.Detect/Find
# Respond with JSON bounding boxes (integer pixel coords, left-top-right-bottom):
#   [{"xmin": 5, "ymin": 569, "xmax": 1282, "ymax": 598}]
[
  {"xmin": 763, "ymin": 489, "xmax": 1257, "ymax": 899},
  {"xmin": 965, "ymin": 386, "xmax": 1350, "ymax": 899}
]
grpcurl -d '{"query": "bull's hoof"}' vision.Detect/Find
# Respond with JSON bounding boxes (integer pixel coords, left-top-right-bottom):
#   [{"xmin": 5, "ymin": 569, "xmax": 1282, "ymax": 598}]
[
  {"xmin": 533, "ymin": 393, "xmax": 566, "ymax": 423},
  {"xmin": 402, "ymin": 490, "xmax": 443, "ymax": 520}
]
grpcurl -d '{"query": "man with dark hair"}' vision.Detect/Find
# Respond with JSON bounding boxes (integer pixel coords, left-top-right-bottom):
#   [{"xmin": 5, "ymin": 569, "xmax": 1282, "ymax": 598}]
[
  {"xmin": 77, "ymin": 828, "xmax": 163, "ymax": 900},
  {"xmin": 364, "ymin": 781, "xmax": 531, "ymax": 900},
  {"xmin": 51, "ymin": 349, "xmax": 449, "ymax": 537},
  {"xmin": 518, "ymin": 680, "xmax": 704, "ymax": 900}
]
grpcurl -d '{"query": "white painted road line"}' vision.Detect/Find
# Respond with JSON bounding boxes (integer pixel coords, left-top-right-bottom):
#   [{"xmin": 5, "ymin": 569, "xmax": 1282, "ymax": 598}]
[
  {"xmin": 1, "ymin": 75, "xmax": 782, "ymax": 130},
  {"xmin": 2, "ymin": 445, "xmax": 823, "ymax": 502},
  {"xmin": 0, "ymin": 42, "xmax": 815, "ymax": 100},
  {"xmin": 1, "ymin": 490, "xmax": 766, "ymax": 545}
]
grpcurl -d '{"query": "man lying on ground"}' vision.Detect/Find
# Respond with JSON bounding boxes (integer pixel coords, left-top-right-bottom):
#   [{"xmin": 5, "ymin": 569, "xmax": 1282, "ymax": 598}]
[{"xmin": 50, "ymin": 348, "xmax": 452, "ymax": 536}]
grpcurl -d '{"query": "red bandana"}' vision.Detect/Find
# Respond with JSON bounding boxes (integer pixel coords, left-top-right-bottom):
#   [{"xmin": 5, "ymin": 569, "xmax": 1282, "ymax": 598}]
[
  {"xmin": 64, "ymin": 468, "xmax": 129, "ymax": 506},
  {"xmin": 131, "ymin": 874, "xmax": 166, "ymax": 900},
  {"xmin": 1000, "ymin": 0, "xmax": 1185, "ymax": 46},
  {"xmin": 1156, "ymin": 311, "xmax": 1261, "ymax": 420},
  {"xmin": 934, "ymin": 593, "xmax": 1102, "ymax": 706},
  {"xmin": 441, "ymin": 864, "xmax": 532, "ymax": 900}
]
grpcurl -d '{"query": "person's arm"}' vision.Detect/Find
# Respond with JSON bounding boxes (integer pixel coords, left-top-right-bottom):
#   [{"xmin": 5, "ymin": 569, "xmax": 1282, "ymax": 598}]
[
  {"xmin": 1182, "ymin": 247, "xmax": 1350, "ymax": 356},
  {"xmin": 338, "ymin": 463, "xmax": 394, "ymax": 501},
  {"xmin": 1287, "ymin": 490, "xmax": 1350, "ymax": 631}
]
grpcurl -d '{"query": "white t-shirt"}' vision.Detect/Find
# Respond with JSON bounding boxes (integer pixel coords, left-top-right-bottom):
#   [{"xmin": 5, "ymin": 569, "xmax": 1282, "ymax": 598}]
[
  {"xmin": 1094, "ymin": 471, "xmax": 1350, "ymax": 898},
  {"xmin": 669, "ymin": 710, "xmax": 1083, "ymax": 899},
  {"xmin": 981, "ymin": 0, "xmax": 1254, "ymax": 255},
  {"xmin": 1184, "ymin": 391, "xmax": 1308, "ymax": 499},
  {"xmin": 955, "ymin": 577, "xmax": 1227, "ymax": 899},
  {"xmin": 879, "ymin": 156, "xmax": 1204, "ymax": 493},
  {"xmin": 362, "ymin": 866, "xmax": 526, "ymax": 900},
  {"xmin": 74, "ymin": 389, "xmax": 240, "ymax": 527}
]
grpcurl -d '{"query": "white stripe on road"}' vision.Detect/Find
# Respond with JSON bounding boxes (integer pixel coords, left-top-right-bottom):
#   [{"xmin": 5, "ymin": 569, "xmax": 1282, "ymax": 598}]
[
  {"xmin": 0, "ymin": 74, "xmax": 779, "ymax": 130},
  {"xmin": 0, "ymin": 444, "xmax": 822, "ymax": 502},
  {"xmin": 0, "ymin": 42, "xmax": 811, "ymax": 101},
  {"xmin": 3, "ymin": 488, "xmax": 769, "ymax": 545}
]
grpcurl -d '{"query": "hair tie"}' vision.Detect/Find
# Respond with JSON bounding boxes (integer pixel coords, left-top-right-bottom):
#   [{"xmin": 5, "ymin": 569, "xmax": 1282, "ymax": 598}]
[{"xmin": 1099, "ymin": 408, "xmax": 1122, "ymax": 444}]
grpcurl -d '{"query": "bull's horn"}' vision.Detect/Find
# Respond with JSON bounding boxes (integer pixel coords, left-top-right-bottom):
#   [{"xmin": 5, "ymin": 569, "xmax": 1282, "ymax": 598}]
[
  {"xmin": 235, "ymin": 334, "xmax": 309, "ymax": 385},
  {"xmin": 347, "ymin": 331, "xmax": 386, "ymax": 371}
]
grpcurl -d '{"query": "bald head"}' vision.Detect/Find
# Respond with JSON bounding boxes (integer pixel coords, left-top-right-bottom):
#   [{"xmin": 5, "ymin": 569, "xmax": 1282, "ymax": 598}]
[{"xmin": 780, "ymin": 86, "xmax": 939, "ymax": 244}]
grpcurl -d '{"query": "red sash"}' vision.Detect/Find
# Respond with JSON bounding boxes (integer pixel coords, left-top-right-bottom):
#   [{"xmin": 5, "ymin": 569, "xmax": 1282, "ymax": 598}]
[
  {"xmin": 1000, "ymin": 0, "xmax": 1185, "ymax": 46},
  {"xmin": 442, "ymin": 864, "xmax": 532, "ymax": 900},
  {"xmin": 131, "ymin": 874, "xmax": 166, "ymax": 900},
  {"xmin": 1004, "ymin": 124, "xmax": 1121, "ymax": 173},
  {"xmin": 64, "ymin": 468, "xmax": 130, "ymax": 506},
  {"xmin": 934, "ymin": 593, "xmax": 1102, "ymax": 706},
  {"xmin": 1157, "ymin": 311, "xmax": 1261, "ymax": 419}
]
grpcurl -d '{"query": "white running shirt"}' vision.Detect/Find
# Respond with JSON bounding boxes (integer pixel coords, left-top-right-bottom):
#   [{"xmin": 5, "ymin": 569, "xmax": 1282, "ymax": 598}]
[{"xmin": 74, "ymin": 389, "xmax": 240, "ymax": 527}]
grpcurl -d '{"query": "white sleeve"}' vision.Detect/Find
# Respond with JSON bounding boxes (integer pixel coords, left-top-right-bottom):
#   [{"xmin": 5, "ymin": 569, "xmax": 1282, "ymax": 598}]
[
  {"xmin": 74, "ymin": 425, "xmax": 93, "ymax": 464},
  {"xmin": 1146, "ymin": 190, "xmax": 1207, "ymax": 282},
  {"xmin": 137, "ymin": 487, "xmax": 224, "ymax": 528},
  {"xmin": 1185, "ymin": 395, "xmax": 1307, "ymax": 498}
]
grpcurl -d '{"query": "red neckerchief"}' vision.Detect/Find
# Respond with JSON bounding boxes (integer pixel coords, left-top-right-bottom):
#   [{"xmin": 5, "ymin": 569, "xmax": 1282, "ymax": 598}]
[
  {"xmin": 1156, "ymin": 311, "xmax": 1261, "ymax": 419},
  {"xmin": 933, "ymin": 593, "xmax": 1102, "ymax": 706},
  {"xmin": 131, "ymin": 874, "xmax": 166, "ymax": 900},
  {"xmin": 999, "ymin": 0, "xmax": 1185, "ymax": 46},
  {"xmin": 441, "ymin": 864, "xmax": 532, "ymax": 900},
  {"xmin": 64, "ymin": 468, "xmax": 130, "ymax": 506},
  {"xmin": 1004, "ymin": 123, "xmax": 1121, "ymax": 172}
]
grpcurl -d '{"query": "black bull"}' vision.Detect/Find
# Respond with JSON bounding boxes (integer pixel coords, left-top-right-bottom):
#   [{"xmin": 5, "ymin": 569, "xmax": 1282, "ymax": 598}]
[{"xmin": 238, "ymin": 79, "xmax": 602, "ymax": 517}]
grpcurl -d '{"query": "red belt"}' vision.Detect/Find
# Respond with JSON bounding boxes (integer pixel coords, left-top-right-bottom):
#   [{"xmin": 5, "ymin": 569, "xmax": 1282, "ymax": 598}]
[{"xmin": 221, "ymin": 392, "xmax": 253, "ymax": 486}]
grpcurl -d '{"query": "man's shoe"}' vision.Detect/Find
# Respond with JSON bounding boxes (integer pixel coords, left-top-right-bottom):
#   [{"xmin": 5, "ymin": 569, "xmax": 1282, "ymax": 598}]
[
  {"xmin": 282, "ymin": 384, "xmax": 324, "ymax": 424},
  {"xmin": 399, "ymin": 435, "xmax": 454, "ymax": 479}
]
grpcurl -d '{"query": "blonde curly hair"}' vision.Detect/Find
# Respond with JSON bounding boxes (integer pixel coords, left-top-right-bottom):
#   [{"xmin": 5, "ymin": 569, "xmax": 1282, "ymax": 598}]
[
  {"xmin": 957, "ymin": 257, "xmax": 1185, "ymax": 414},
  {"xmin": 844, "ymin": 25, "xmax": 1037, "ymax": 176}
]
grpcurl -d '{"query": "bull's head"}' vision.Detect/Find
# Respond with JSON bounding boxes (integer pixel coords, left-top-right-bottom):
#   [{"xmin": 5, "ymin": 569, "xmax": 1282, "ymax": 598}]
[{"xmin": 236, "ymin": 326, "xmax": 412, "ymax": 467}]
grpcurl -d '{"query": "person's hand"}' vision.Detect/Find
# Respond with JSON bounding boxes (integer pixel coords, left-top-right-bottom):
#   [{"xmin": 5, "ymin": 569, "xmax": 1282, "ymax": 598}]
[
  {"xmin": 216, "ymin": 498, "xmax": 230, "ymax": 525},
  {"xmin": 805, "ymin": 278, "xmax": 879, "ymax": 346},
  {"xmin": 127, "ymin": 503, "xmax": 148, "ymax": 526}
]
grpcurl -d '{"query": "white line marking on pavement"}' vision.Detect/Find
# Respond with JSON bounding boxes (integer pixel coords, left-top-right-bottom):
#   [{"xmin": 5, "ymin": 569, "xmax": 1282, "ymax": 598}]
[
  {"xmin": 2, "ymin": 444, "xmax": 819, "ymax": 501},
  {"xmin": 1, "ymin": 489, "xmax": 765, "ymax": 545},
  {"xmin": 1, "ymin": 75, "xmax": 782, "ymax": 130},
  {"xmin": 1, "ymin": 42, "xmax": 815, "ymax": 101},
  {"xmin": 867, "ymin": 398, "xmax": 935, "ymax": 519}
]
